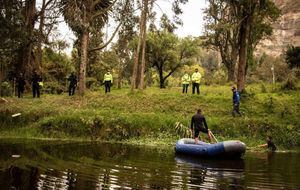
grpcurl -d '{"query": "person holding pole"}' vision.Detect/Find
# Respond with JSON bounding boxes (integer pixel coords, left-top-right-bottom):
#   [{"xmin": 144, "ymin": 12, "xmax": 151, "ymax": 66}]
[{"xmin": 190, "ymin": 109, "xmax": 216, "ymax": 144}]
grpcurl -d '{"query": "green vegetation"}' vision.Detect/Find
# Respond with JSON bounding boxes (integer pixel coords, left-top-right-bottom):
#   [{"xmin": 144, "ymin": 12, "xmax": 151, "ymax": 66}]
[{"xmin": 1, "ymin": 83, "xmax": 299, "ymax": 150}]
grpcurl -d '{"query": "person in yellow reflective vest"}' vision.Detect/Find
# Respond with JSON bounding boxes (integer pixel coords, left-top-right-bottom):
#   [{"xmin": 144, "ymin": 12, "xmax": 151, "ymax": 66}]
[
  {"xmin": 191, "ymin": 68, "xmax": 201, "ymax": 95},
  {"xmin": 103, "ymin": 71, "xmax": 113, "ymax": 93},
  {"xmin": 181, "ymin": 73, "xmax": 190, "ymax": 93}
]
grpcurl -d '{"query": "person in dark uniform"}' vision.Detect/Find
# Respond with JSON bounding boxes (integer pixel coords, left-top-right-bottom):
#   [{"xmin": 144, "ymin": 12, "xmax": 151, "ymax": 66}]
[
  {"xmin": 258, "ymin": 136, "xmax": 277, "ymax": 151},
  {"xmin": 16, "ymin": 73, "xmax": 26, "ymax": 98},
  {"xmin": 31, "ymin": 71, "xmax": 41, "ymax": 98},
  {"xmin": 68, "ymin": 72, "xmax": 77, "ymax": 96},
  {"xmin": 190, "ymin": 109, "xmax": 213, "ymax": 144},
  {"xmin": 232, "ymin": 86, "xmax": 242, "ymax": 117}
]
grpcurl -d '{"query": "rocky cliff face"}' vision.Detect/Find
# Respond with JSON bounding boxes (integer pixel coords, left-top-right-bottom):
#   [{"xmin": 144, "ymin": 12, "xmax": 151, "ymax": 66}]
[{"xmin": 256, "ymin": 0, "xmax": 300, "ymax": 57}]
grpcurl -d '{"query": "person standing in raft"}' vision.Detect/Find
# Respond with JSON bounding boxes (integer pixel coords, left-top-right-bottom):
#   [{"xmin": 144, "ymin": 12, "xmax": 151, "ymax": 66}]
[
  {"xmin": 16, "ymin": 73, "xmax": 26, "ymax": 98},
  {"xmin": 258, "ymin": 136, "xmax": 277, "ymax": 151},
  {"xmin": 232, "ymin": 86, "xmax": 242, "ymax": 117},
  {"xmin": 103, "ymin": 70, "xmax": 113, "ymax": 93},
  {"xmin": 190, "ymin": 109, "xmax": 213, "ymax": 144},
  {"xmin": 191, "ymin": 68, "xmax": 201, "ymax": 95},
  {"xmin": 68, "ymin": 72, "xmax": 77, "ymax": 96},
  {"xmin": 31, "ymin": 71, "xmax": 42, "ymax": 98},
  {"xmin": 181, "ymin": 73, "xmax": 190, "ymax": 93}
]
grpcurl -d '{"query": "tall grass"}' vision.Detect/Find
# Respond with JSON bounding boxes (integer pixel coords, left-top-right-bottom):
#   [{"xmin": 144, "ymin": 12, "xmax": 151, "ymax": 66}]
[{"xmin": 0, "ymin": 83, "xmax": 299, "ymax": 148}]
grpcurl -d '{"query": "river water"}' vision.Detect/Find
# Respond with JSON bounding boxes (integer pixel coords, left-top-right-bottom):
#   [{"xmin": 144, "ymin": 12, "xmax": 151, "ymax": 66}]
[{"xmin": 0, "ymin": 140, "xmax": 299, "ymax": 189}]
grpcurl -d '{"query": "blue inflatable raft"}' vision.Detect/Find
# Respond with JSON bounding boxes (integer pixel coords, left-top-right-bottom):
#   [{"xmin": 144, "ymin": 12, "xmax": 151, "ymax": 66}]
[{"xmin": 175, "ymin": 138, "xmax": 246, "ymax": 158}]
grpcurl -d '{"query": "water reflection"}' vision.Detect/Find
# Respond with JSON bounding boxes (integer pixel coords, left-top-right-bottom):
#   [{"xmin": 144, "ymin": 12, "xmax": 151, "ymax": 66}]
[
  {"xmin": 0, "ymin": 140, "xmax": 299, "ymax": 189},
  {"xmin": 174, "ymin": 155, "xmax": 245, "ymax": 189}
]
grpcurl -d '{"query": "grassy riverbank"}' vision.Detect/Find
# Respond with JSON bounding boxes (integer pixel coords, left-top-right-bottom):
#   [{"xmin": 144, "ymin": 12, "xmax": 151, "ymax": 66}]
[{"xmin": 1, "ymin": 83, "xmax": 299, "ymax": 149}]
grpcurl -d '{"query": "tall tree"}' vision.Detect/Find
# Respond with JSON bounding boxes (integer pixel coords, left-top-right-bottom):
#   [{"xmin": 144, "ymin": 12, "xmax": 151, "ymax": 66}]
[
  {"xmin": 115, "ymin": 0, "xmax": 137, "ymax": 89},
  {"xmin": 138, "ymin": 0, "xmax": 149, "ymax": 89},
  {"xmin": 131, "ymin": 0, "xmax": 149, "ymax": 91},
  {"xmin": 204, "ymin": 0, "xmax": 280, "ymax": 91},
  {"xmin": 204, "ymin": 0, "xmax": 239, "ymax": 82},
  {"xmin": 36, "ymin": 0, "xmax": 60, "ymax": 69},
  {"xmin": 62, "ymin": 0, "xmax": 130, "ymax": 95},
  {"xmin": 61, "ymin": 0, "xmax": 116, "ymax": 95},
  {"xmin": 18, "ymin": 0, "xmax": 36, "ymax": 76},
  {"xmin": 146, "ymin": 31, "xmax": 198, "ymax": 88},
  {"xmin": 131, "ymin": 0, "xmax": 188, "ymax": 91},
  {"xmin": 236, "ymin": 0, "xmax": 280, "ymax": 91},
  {"xmin": 0, "ymin": 0, "xmax": 26, "ymax": 95}
]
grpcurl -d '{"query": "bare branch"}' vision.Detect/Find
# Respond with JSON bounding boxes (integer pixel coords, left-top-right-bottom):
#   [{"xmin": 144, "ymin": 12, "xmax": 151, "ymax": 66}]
[{"xmin": 89, "ymin": 21, "xmax": 122, "ymax": 52}]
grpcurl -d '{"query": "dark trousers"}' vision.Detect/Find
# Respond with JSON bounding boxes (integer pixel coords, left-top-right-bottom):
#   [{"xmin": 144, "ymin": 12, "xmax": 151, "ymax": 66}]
[
  {"xmin": 17, "ymin": 87, "xmax": 24, "ymax": 98},
  {"xmin": 182, "ymin": 84, "xmax": 189, "ymax": 93},
  {"xmin": 232, "ymin": 103, "xmax": 241, "ymax": 116},
  {"xmin": 69, "ymin": 85, "xmax": 76, "ymax": 96},
  {"xmin": 32, "ymin": 84, "xmax": 40, "ymax": 98},
  {"xmin": 192, "ymin": 83, "xmax": 200, "ymax": 94},
  {"xmin": 104, "ymin": 81, "xmax": 111, "ymax": 93}
]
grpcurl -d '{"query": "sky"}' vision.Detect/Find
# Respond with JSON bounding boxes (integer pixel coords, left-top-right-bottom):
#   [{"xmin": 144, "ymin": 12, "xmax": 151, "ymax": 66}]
[
  {"xmin": 156, "ymin": 0, "xmax": 209, "ymax": 37},
  {"xmin": 53, "ymin": 0, "xmax": 209, "ymax": 53}
]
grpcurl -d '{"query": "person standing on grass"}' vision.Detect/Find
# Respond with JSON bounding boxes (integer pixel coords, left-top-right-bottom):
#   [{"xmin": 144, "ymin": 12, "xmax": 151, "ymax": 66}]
[
  {"xmin": 181, "ymin": 73, "xmax": 190, "ymax": 93},
  {"xmin": 103, "ymin": 70, "xmax": 113, "ymax": 93},
  {"xmin": 191, "ymin": 68, "xmax": 201, "ymax": 95},
  {"xmin": 190, "ymin": 109, "xmax": 213, "ymax": 144},
  {"xmin": 31, "ymin": 71, "xmax": 42, "ymax": 98},
  {"xmin": 232, "ymin": 86, "xmax": 242, "ymax": 117},
  {"xmin": 16, "ymin": 73, "xmax": 26, "ymax": 98},
  {"xmin": 68, "ymin": 72, "xmax": 77, "ymax": 96}
]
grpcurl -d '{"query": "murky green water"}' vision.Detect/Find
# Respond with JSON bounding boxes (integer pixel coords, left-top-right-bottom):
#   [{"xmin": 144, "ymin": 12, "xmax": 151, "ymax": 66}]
[{"xmin": 0, "ymin": 139, "xmax": 299, "ymax": 189}]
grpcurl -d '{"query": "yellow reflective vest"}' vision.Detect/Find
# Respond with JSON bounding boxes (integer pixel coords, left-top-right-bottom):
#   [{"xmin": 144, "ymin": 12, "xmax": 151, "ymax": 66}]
[
  {"xmin": 181, "ymin": 74, "xmax": 190, "ymax": 85},
  {"xmin": 191, "ymin": 72, "xmax": 201, "ymax": 84},
  {"xmin": 103, "ymin": 73, "xmax": 113, "ymax": 83}
]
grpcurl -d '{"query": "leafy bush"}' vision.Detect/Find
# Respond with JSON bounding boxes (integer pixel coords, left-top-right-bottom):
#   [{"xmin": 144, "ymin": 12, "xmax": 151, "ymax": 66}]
[
  {"xmin": 0, "ymin": 81, "xmax": 12, "ymax": 96},
  {"xmin": 255, "ymin": 56, "xmax": 290, "ymax": 82},
  {"xmin": 86, "ymin": 77, "xmax": 98, "ymax": 89},
  {"xmin": 44, "ymin": 82, "xmax": 65, "ymax": 94},
  {"xmin": 281, "ymin": 72, "xmax": 297, "ymax": 90},
  {"xmin": 285, "ymin": 46, "xmax": 300, "ymax": 69}
]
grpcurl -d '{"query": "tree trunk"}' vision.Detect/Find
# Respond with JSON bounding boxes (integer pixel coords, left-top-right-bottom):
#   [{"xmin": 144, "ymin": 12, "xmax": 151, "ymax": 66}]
[
  {"xmin": 159, "ymin": 79, "xmax": 165, "ymax": 88},
  {"xmin": 79, "ymin": 31, "xmax": 89, "ymax": 96},
  {"xmin": 36, "ymin": 0, "xmax": 46, "ymax": 69},
  {"xmin": 131, "ymin": 2, "xmax": 144, "ymax": 92},
  {"xmin": 131, "ymin": 48, "xmax": 140, "ymax": 91},
  {"xmin": 117, "ymin": 58, "xmax": 122, "ymax": 89},
  {"xmin": 227, "ymin": 65, "xmax": 235, "ymax": 82},
  {"xmin": 229, "ymin": 47, "xmax": 238, "ymax": 82},
  {"xmin": 0, "ymin": 62, "xmax": 3, "ymax": 96},
  {"xmin": 138, "ymin": 0, "xmax": 148, "ymax": 89},
  {"xmin": 237, "ymin": 17, "xmax": 251, "ymax": 92},
  {"xmin": 158, "ymin": 69, "xmax": 165, "ymax": 88},
  {"xmin": 19, "ymin": 0, "xmax": 36, "ymax": 76}
]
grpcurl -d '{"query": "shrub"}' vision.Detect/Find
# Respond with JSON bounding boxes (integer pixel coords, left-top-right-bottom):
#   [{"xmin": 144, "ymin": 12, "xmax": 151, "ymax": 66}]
[
  {"xmin": 86, "ymin": 77, "xmax": 98, "ymax": 89},
  {"xmin": 281, "ymin": 72, "xmax": 297, "ymax": 90},
  {"xmin": 260, "ymin": 83, "xmax": 267, "ymax": 93},
  {"xmin": 0, "ymin": 81, "xmax": 12, "ymax": 96},
  {"xmin": 44, "ymin": 82, "xmax": 65, "ymax": 94}
]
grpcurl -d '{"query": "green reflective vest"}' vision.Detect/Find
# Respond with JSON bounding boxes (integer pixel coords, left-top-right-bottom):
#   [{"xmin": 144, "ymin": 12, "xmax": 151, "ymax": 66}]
[
  {"xmin": 191, "ymin": 72, "xmax": 201, "ymax": 84},
  {"xmin": 103, "ymin": 73, "xmax": 113, "ymax": 83},
  {"xmin": 181, "ymin": 74, "xmax": 190, "ymax": 84}
]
